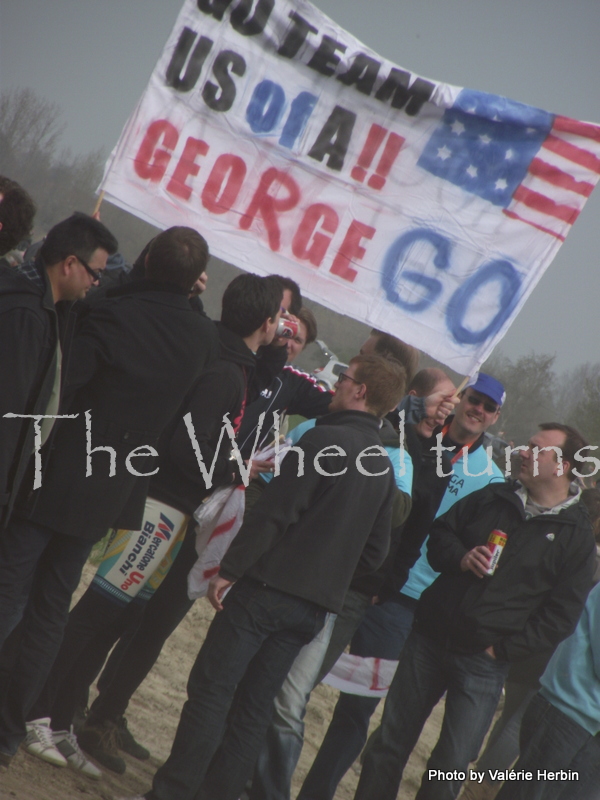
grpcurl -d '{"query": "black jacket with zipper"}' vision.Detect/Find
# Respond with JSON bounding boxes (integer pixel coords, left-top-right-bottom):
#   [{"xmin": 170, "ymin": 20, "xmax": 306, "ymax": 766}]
[
  {"xmin": 149, "ymin": 322, "xmax": 256, "ymax": 516},
  {"xmin": 415, "ymin": 480, "xmax": 595, "ymax": 662},
  {"xmin": 220, "ymin": 410, "xmax": 397, "ymax": 613}
]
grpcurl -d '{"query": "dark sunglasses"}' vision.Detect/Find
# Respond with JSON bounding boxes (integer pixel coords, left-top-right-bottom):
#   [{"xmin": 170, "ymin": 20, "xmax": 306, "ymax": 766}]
[
  {"xmin": 75, "ymin": 255, "xmax": 102, "ymax": 283},
  {"xmin": 465, "ymin": 393, "xmax": 499, "ymax": 414}
]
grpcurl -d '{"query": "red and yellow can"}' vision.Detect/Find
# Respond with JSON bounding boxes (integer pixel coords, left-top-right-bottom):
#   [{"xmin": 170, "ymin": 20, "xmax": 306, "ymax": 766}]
[{"xmin": 485, "ymin": 529, "xmax": 507, "ymax": 575}]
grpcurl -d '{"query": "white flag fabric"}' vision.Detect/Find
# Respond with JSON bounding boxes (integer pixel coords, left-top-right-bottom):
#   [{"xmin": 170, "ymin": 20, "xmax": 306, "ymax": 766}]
[
  {"xmin": 188, "ymin": 484, "xmax": 245, "ymax": 600},
  {"xmin": 322, "ymin": 652, "xmax": 398, "ymax": 698},
  {"xmin": 100, "ymin": 0, "xmax": 600, "ymax": 374}
]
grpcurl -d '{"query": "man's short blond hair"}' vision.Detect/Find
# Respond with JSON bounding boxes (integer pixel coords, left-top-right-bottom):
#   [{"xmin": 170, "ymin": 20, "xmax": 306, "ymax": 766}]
[{"xmin": 349, "ymin": 354, "xmax": 406, "ymax": 418}]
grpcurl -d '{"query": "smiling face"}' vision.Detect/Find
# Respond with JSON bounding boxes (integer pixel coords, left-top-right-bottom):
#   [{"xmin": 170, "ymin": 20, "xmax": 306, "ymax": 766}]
[{"xmin": 450, "ymin": 389, "xmax": 501, "ymax": 443}]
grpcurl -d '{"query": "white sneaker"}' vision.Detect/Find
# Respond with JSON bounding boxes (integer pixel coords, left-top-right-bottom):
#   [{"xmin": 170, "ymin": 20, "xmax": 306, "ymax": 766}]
[
  {"xmin": 24, "ymin": 717, "xmax": 67, "ymax": 767},
  {"xmin": 53, "ymin": 727, "xmax": 102, "ymax": 780}
]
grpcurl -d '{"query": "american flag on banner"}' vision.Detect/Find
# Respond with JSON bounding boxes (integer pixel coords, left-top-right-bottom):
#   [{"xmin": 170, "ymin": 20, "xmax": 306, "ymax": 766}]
[{"xmin": 419, "ymin": 89, "xmax": 600, "ymax": 241}]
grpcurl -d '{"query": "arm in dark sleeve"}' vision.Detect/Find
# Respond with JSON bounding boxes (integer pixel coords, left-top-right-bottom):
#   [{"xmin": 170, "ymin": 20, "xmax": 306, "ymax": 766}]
[
  {"xmin": 285, "ymin": 369, "xmax": 333, "ymax": 418},
  {"xmin": 61, "ymin": 304, "xmax": 117, "ymax": 400},
  {"xmin": 219, "ymin": 434, "xmax": 338, "ymax": 580},
  {"xmin": 353, "ymin": 485, "xmax": 394, "ymax": 579},
  {"xmin": 168, "ymin": 369, "xmax": 242, "ymax": 489},
  {"xmin": 0, "ymin": 309, "xmax": 47, "ymax": 506},
  {"xmin": 250, "ymin": 343, "xmax": 288, "ymax": 400},
  {"xmin": 398, "ymin": 395, "xmax": 426, "ymax": 425},
  {"xmin": 494, "ymin": 532, "xmax": 596, "ymax": 663}
]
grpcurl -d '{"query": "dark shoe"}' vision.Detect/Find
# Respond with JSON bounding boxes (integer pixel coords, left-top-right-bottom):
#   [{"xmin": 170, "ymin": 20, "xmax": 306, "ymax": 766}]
[
  {"xmin": 77, "ymin": 720, "xmax": 126, "ymax": 775},
  {"xmin": 115, "ymin": 716, "xmax": 150, "ymax": 760},
  {"xmin": 0, "ymin": 750, "xmax": 12, "ymax": 769},
  {"xmin": 72, "ymin": 705, "xmax": 88, "ymax": 735}
]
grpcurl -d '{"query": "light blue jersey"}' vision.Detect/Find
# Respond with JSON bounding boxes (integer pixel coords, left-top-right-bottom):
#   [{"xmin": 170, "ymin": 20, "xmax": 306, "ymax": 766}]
[
  {"xmin": 402, "ymin": 444, "xmax": 504, "ymax": 601},
  {"xmin": 540, "ymin": 582, "xmax": 600, "ymax": 736}
]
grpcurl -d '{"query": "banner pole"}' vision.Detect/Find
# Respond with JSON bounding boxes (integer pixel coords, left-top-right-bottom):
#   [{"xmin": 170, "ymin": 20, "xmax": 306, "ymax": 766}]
[
  {"xmin": 92, "ymin": 191, "xmax": 105, "ymax": 218},
  {"xmin": 455, "ymin": 374, "xmax": 471, "ymax": 395}
]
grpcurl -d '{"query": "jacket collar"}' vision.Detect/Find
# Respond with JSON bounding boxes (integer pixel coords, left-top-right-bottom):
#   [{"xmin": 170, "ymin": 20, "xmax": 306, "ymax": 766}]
[
  {"xmin": 514, "ymin": 481, "xmax": 582, "ymax": 517},
  {"xmin": 216, "ymin": 322, "xmax": 256, "ymax": 369},
  {"xmin": 316, "ymin": 409, "xmax": 381, "ymax": 432},
  {"xmin": 490, "ymin": 480, "xmax": 585, "ymax": 524}
]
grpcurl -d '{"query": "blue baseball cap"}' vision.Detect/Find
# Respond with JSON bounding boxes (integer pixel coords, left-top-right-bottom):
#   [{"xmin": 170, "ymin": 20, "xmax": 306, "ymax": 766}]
[{"xmin": 466, "ymin": 373, "xmax": 506, "ymax": 407}]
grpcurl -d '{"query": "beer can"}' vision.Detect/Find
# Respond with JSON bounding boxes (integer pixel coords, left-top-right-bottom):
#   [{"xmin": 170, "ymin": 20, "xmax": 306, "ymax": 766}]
[
  {"xmin": 485, "ymin": 529, "xmax": 507, "ymax": 575},
  {"xmin": 277, "ymin": 317, "xmax": 299, "ymax": 339}
]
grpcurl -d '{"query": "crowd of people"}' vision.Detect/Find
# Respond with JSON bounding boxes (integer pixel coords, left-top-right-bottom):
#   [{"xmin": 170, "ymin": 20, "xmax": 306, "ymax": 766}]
[{"xmin": 0, "ymin": 176, "xmax": 599, "ymax": 800}]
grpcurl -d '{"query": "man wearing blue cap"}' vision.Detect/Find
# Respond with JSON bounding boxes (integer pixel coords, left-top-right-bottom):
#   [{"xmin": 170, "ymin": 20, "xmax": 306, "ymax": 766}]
[{"xmin": 352, "ymin": 397, "xmax": 596, "ymax": 800}]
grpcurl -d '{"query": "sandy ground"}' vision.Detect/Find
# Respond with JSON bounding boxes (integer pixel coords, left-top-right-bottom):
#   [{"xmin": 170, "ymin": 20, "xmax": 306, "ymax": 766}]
[{"xmin": 0, "ymin": 564, "xmax": 449, "ymax": 800}]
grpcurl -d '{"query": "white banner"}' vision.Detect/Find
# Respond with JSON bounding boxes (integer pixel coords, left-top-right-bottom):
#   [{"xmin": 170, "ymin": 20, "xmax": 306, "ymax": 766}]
[{"xmin": 100, "ymin": 0, "xmax": 600, "ymax": 374}]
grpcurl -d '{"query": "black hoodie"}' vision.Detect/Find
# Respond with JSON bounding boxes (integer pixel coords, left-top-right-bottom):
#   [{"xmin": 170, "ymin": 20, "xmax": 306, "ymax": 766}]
[{"xmin": 149, "ymin": 322, "xmax": 257, "ymax": 515}]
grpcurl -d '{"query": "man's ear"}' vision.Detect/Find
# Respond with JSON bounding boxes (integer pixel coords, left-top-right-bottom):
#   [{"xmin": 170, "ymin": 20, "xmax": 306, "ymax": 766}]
[
  {"xmin": 62, "ymin": 254, "xmax": 78, "ymax": 277},
  {"xmin": 408, "ymin": 389, "xmax": 417, "ymax": 396}
]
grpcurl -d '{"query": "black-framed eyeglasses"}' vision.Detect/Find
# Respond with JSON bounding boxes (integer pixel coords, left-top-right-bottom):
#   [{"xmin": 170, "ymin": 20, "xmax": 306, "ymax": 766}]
[
  {"xmin": 75, "ymin": 255, "xmax": 102, "ymax": 283},
  {"xmin": 337, "ymin": 372, "xmax": 363, "ymax": 386},
  {"xmin": 465, "ymin": 393, "xmax": 499, "ymax": 414}
]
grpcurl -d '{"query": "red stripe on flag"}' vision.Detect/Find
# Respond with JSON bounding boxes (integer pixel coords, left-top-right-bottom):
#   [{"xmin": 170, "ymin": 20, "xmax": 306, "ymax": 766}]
[
  {"xmin": 543, "ymin": 135, "xmax": 600, "ymax": 174},
  {"xmin": 502, "ymin": 209, "xmax": 566, "ymax": 241},
  {"xmin": 529, "ymin": 158, "xmax": 594, "ymax": 197},
  {"xmin": 512, "ymin": 186, "xmax": 581, "ymax": 224},
  {"xmin": 208, "ymin": 516, "xmax": 237, "ymax": 543},
  {"xmin": 202, "ymin": 566, "xmax": 220, "ymax": 579},
  {"xmin": 553, "ymin": 116, "xmax": 600, "ymax": 143}
]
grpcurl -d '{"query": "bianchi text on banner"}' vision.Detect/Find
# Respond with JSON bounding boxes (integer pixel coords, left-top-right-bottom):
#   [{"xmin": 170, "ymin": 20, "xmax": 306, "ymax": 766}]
[{"xmin": 99, "ymin": 0, "xmax": 600, "ymax": 374}]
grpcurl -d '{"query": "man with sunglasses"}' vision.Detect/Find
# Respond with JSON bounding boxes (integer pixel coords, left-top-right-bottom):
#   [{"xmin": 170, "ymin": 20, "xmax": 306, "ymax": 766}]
[
  {"xmin": 0, "ymin": 212, "xmax": 117, "ymax": 532},
  {"xmin": 0, "ymin": 221, "xmax": 216, "ymax": 769}
]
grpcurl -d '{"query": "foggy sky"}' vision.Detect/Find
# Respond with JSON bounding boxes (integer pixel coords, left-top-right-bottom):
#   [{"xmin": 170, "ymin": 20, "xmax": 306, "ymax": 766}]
[{"xmin": 1, "ymin": 0, "xmax": 598, "ymax": 372}]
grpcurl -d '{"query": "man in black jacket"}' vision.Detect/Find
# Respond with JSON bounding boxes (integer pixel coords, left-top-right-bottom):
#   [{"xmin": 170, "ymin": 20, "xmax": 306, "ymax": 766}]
[
  {"xmin": 0, "ymin": 212, "xmax": 118, "ymax": 529},
  {"xmin": 354, "ymin": 423, "xmax": 596, "ymax": 800},
  {"xmin": 23, "ymin": 274, "xmax": 283, "ymax": 774},
  {"xmin": 0, "ymin": 224, "xmax": 214, "ymax": 766},
  {"xmin": 121, "ymin": 354, "xmax": 406, "ymax": 800}
]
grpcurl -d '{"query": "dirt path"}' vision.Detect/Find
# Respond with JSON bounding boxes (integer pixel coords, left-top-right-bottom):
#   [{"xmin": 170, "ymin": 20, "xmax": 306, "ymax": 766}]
[{"xmin": 0, "ymin": 565, "xmax": 447, "ymax": 800}]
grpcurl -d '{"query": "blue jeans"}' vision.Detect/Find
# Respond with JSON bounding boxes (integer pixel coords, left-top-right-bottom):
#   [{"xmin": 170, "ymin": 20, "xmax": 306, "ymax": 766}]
[
  {"xmin": 495, "ymin": 693, "xmax": 592, "ymax": 800},
  {"xmin": 0, "ymin": 518, "xmax": 92, "ymax": 755},
  {"xmin": 146, "ymin": 578, "xmax": 326, "ymax": 800},
  {"xmin": 354, "ymin": 631, "xmax": 509, "ymax": 800},
  {"xmin": 298, "ymin": 597, "xmax": 415, "ymax": 800},
  {"xmin": 476, "ymin": 681, "xmax": 538, "ymax": 781},
  {"xmin": 557, "ymin": 733, "xmax": 600, "ymax": 800},
  {"xmin": 249, "ymin": 588, "xmax": 372, "ymax": 800}
]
